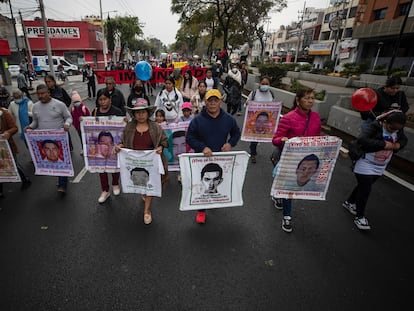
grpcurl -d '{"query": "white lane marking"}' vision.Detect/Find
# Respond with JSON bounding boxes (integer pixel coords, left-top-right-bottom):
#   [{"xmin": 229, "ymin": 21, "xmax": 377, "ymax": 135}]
[{"xmin": 72, "ymin": 167, "xmax": 87, "ymax": 183}]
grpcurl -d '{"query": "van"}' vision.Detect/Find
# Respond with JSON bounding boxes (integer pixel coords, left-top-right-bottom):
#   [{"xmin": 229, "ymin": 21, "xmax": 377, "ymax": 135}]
[{"xmin": 32, "ymin": 56, "xmax": 79, "ymax": 76}]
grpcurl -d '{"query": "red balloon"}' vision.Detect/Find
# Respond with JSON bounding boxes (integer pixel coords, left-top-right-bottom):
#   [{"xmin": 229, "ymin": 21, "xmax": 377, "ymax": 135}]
[{"xmin": 351, "ymin": 88, "xmax": 377, "ymax": 112}]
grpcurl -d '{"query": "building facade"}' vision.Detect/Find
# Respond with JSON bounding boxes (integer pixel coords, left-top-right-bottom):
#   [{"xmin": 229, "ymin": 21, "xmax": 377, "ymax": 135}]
[{"xmin": 23, "ymin": 19, "xmax": 104, "ymax": 69}]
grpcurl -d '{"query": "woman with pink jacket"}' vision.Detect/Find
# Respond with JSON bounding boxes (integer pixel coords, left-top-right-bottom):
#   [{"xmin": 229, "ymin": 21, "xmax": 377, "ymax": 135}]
[{"xmin": 271, "ymin": 88, "xmax": 321, "ymax": 233}]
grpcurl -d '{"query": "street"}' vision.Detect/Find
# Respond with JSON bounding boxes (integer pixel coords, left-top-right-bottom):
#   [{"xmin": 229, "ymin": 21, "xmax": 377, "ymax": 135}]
[{"xmin": 1, "ymin": 76, "xmax": 413, "ymax": 311}]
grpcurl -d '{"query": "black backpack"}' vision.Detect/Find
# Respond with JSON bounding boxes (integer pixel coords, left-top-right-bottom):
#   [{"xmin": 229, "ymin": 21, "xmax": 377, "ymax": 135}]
[{"xmin": 348, "ymin": 139, "xmax": 365, "ymax": 167}]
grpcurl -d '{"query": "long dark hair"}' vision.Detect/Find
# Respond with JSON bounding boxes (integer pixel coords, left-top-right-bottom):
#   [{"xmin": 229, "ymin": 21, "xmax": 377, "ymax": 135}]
[{"xmin": 182, "ymin": 70, "xmax": 194, "ymax": 89}]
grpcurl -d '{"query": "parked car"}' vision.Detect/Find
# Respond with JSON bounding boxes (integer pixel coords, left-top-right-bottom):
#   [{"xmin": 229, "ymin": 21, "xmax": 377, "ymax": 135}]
[{"xmin": 8, "ymin": 65, "xmax": 20, "ymax": 78}]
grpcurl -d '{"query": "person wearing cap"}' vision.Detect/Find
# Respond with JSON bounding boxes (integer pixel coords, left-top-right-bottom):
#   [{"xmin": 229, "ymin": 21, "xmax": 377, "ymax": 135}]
[
  {"xmin": 70, "ymin": 91, "xmax": 91, "ymax": 155},
  {"xmin": 91, "ymin": 89, "xmax": 125, "ymax": 203},
  {"xmin": 186, "ymin": 88, "xmax": 241, "ymax": 224},
  {"xmin": 117, "ymin": 97, "xmax": 169, "ymax": 225},
  {"xmin": 179, "ymin": 102, "xmax": 194, "ymax": 122},
  {"xmin": 212, "ymin": 60, "xmax": 223, "ymax": 80}
]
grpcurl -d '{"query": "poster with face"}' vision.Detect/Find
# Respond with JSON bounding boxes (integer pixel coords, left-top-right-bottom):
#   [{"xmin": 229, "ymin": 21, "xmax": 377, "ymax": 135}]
[
  {"xmin": 81, "ymin": 116, "xmax": 126, "ymax": 173},
  {"xmin": 0, "ymin": 139, "xmax": 21, "ymax": 183},
  {"xmin": 25, "ymin": 129, "xmax": 74, "ymax": 176},
  {"xmin": 271, "ymin": 136, "xmax": 342, "ymax": 200},
  {"xmin": 179, "ymin": 151, "xmax": 250, "ymax": 210},
  {"xmin": 161, "ymin": 122, "xmax": 193, "ymax": 171},
  {"xmin": 241, "ymin": 101, "xmax": 282, "ymax": 142},
  {"xmin": 118, "ymin": 148, "xmax": 164, "ymax": 197}
]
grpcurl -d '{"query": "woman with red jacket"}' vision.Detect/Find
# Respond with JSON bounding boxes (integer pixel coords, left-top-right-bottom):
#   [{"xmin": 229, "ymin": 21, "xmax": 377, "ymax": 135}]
[{"xmin": 271, "ymin": 88, "xmax": 321, "ymax": 233}]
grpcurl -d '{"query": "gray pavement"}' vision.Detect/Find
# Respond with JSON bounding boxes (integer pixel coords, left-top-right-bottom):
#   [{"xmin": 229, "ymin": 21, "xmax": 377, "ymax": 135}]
[{"xmin": 0, "ymin": 75, "xmax": 413, "ymax": 310}]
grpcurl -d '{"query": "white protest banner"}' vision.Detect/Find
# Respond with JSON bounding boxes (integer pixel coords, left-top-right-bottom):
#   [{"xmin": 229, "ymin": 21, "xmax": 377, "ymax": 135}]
[
  {"xmin": 0, "ymin": 139, "xmax": 21, "ymax": 183},
  {"xmin": 118, "ymin": 148, "xmax": 164, "ymax": 197},
  {"xmin": 160, "ymin": 121, "xmax": 193, "ymax": 171},
  {"xmin": 241, "ymin": 101, "xmax": 282, "ymax": 142},
  {"xmin": 25, "ymin": 129, "xmax": 74, "ymax": 176},
  {"xmin": 179, "ymin": 151, "xmax": 250, "ymax": 211},
  {"xmin": 81, "ymin": 116, "xmax": 126, "ymax": 173},
  {"xmin": 271, "ymin": 136, "xmax": 342, "ymax": 200}
]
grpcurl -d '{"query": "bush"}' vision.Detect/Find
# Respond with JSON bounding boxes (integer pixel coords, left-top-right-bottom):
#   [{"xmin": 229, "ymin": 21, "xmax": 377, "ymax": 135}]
[
  {"xmin": 310, "ymin": 68, "xmax": 330, "ymax": 75},
  {"xmin": 250, "ymin": 61, "xmax": 261, "ymax": 67},
  {"xmin": 372, "ymin": 65, "xmax": 387, "ymax": 75},
  {"xmin": 299, "ymin": 63, "xmax": 312, "ymax": 72},
  {"xmin": 258, "ymin": 64, "xmax": 288, "ymax": 87},
  {"xmin": 287, "ymin": 78, "xmax": 326, "ymax": 101},
  {"xmin": 323, "ymin": 60, "xmax": 335, "ymax": 72},
  {"xmin": 340, "ymin": 62, "xmax": 369, "ymax": 76}
]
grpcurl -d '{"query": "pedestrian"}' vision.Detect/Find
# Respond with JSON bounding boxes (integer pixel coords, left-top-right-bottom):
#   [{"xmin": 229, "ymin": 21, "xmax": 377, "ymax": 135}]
[
  {"xmin": 201, "ymin": 68, "xmax": 219, "ymax": 91},
  {"xmin": 116, "ymin": 98, "xmax": 169, "ymax": 225},
  {"xmin": 271, "ymin": 88, "xmax": 321, "ymax": 233},
  {"xmin": 180, "ymin": 69, "xmax": 199, "ymax": 102},
  {"xmin": 190, "ymin": 80, "xmax": 207, "ymax": 114},
  {"xmin": 8, "ymin": 89, "xmax": 33, "ymax": 144},
  {"xmin": 360, "ymin": 76, "xmax": 409, "ymax": 128},
  {"xmin": 186, "ymin": 89, "xmax": 241, "ymax": 224},
  {"xmin": 127, "ymin": 78, "xmax": 150, "ymax": 110},
  {"xmin": 0, "ymin": 107, "xmax": 32, "ymax": 198},
  {"xmin": 0, "ymin": 81, "xmax": 10, "ymax": 108},
  {"xmin": 245, "ymin": 76, "xmax": 275, "ymax": 164},
  {"xmin": 212, "ymin": 60, "xmax": 223, "ymax": 80},
  {"xmin": 155, "ymin": 109, "xmax": 167, "ymax": 125},
  {"xmin": 154, "ymin": 76, "xmax": 184, "ymax": 123},
  {"xmin": 223, "ymin": 63, "xmax": 242, "ymax": 115},
  {"xmin": 179, "ymin": 102, "xmax": 194, "ymax": 122},
  {"xmin": 96, "ymin": 76, "xmax": 126, "ymax": 115},
  {"xmin": 92, "ymin": 89, "xmax": 125, "ymax": 203},
  {"xmin": 70, "ymin": 91, "xmax": 91, "ymax": 155},
  {"xmin": 17, "ymin": 69, "xmax": 32, "ymax": 100},
  {"xmin": 24, "ymin": 84, "xmax": 72, "ymax": 194},
  {"xmin": 84, "ymin": 64, "xmax": 96, "ymax": 99},
  {"xmin": 343, "ymin": 110, "xmax": 407, "ymax": 230}
]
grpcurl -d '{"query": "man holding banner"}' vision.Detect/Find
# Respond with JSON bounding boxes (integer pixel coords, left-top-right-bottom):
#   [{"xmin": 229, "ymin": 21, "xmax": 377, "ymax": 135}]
[{"xmin": 186, "ymin": 89, "xmax": 241, "ymax": 224}]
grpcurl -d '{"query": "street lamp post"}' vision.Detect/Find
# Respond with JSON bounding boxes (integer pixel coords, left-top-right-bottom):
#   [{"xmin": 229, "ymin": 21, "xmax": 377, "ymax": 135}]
[{"xmin": 371, "ymin": 41, "xmax": 383, "ymax": 73}]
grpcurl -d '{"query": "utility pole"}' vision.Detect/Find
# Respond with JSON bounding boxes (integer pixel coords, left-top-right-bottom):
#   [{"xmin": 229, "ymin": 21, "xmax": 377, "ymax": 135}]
[
  {"xmin": 19, "ymin": 10, "xmax": 33, "ymax": 63},
  {"xmin": 39, "ymin": 0, "xmax": 55, "ymax": 77},
  {"xmin": 8, "ymin": 0, "xmax": 20, "ymax": 55},
  {"xmin": 294, "ymin": 1, "xmax": 306, "ymax": 63},
  {"xmin": 100, "ymin": 0, "xmax": 107, "ymax": 69}
]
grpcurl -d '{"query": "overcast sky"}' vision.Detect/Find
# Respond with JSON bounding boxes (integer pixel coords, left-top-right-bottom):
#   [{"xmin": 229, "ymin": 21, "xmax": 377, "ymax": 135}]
[{"xmin": 1, "ymin": 0, "xmax": 330, "ymax": 46}]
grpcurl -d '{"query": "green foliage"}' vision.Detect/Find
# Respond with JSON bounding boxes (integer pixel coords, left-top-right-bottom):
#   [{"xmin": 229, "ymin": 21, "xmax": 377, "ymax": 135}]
[
  {"xmin": 299, "ymin": 63, "xmax": 312, "ymax": 71},
  {"xmin": 258, "ymin": 64, "xmax": 288, "ymax": 87},
  {"xmin": 315, "ymin": 89, "xmax": 326, "ymax": 101},
  {"xmin": 340, "ymin": 62, "xmax": 369, "ymax": 76},
  {"xmin": 309, "ymin": 68, "xmax": 330, "ymax": 75},
  {"xmin": 323, "ymin": 60, "xmax": 335, "ymax": 71},
  {"xmin": 287, "ymin": 79, "xmax": 325, "ymax": 100},
  {"xmin": 372, "ymin": 64, "xmax": 387, "ymax": 75},
  {"xmin": 250, "ymin": 61, "xmax": 261, "ymax": 67},
  {"xmin": 391, "ymin": 70, "xmax": 408, "ymax": 77}
]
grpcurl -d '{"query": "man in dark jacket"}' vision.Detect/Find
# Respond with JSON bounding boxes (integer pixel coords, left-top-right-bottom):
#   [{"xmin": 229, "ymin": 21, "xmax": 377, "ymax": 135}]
[{"xmin": 96, "ymin": 76, "xmax": 126, "ymax": 115}]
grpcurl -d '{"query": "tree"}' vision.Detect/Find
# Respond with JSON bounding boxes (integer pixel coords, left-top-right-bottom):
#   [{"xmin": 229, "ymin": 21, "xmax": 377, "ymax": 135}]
[{"xmin": 105, "ymin": 16, "xmax": 143, "ymax": 62}]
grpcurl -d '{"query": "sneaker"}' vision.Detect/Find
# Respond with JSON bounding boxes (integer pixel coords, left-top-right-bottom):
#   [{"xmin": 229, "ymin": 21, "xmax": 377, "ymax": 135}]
[
  {"xmin": 271, "ymin": 197, "xmax": 283, "ymax": 210},
  {"xmin": 112, "ymin": 185, "xmax": 121, "ymax": 196},
  {"xmin": 98, "ymin": 191, "xmax": 110, "ymax": 203},
  {"xmin": 342, "ymin": 201, "xmax": 356, "ymax": 215},
  {"xmin": 282, "ymin": 216, "xmax": 292, "ymax": 233},
  {"xmin": 354, "ymin": 217, "xmax": 371, "ymax": 230},
  {"xmin": 196, "ymin": 211, "xmax": 206, "ymax": 224},
  {"xmin": 251, "ymin": 155, "xmax": 257, "ymax": 164},
  {"xmin": 57, "ymin": 187, "xmax": 66, "ymax": 194}
]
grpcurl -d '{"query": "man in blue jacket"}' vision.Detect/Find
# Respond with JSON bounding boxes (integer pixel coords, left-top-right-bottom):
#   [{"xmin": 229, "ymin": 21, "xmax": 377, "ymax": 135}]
[{"xmin": 186, "ymin": 88, "xmax": 241, "ymax": 224}]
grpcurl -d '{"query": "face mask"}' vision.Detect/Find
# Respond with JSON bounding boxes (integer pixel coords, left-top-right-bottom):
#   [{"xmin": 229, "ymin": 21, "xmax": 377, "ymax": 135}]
[
  {"xmin": 134, "ymin": 86, "xmax": 144, "ymax": 92},
  {"xmin": 74, "ymin": 102, "xmax": 81, "ymax": 107},
  {"xmin": 14, "ymin": 98, "xmax": 22, "ymax": 104},
  {"xmin": 260, "ymin": 85, "xmax": 269, "ymax": 92},
  {"xmin": 232, "ymin": 69, "xmax": 238, "ymax": 74}
]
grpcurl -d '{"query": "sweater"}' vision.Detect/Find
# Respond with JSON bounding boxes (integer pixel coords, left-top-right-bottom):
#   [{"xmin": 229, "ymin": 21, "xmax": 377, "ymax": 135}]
[
  {"xmin": 29, "ymin": 98, "xmax": 73, "ymax": 130},
  {"xmin": 186, "ymin": 107, "xmax": 241, "ymax": 153},
  {"xmin": 272, "ymin": 107, "xmax": 321, "ymax": 147}
]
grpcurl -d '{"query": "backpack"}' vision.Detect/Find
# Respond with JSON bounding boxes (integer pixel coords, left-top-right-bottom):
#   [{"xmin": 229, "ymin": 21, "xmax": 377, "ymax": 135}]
[{"xmin": 348, "ymin": 139, "xmax": 365, "ymax": 166}]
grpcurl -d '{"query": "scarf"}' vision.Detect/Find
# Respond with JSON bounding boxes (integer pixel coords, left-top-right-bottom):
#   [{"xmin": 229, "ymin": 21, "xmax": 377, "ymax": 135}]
[{"xmin": 17, "ymin": 98, "xmax": 30, "ymax": 140}]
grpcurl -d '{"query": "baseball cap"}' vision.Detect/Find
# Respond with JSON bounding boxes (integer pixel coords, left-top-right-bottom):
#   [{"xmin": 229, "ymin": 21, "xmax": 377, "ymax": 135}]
[
  {"xmin": 205, "ymin": 89, "xmax": 222, "ymax": 100},
  {"xmin": 182, "ymin": 102, "xmax": 193, "ymax": 111}
]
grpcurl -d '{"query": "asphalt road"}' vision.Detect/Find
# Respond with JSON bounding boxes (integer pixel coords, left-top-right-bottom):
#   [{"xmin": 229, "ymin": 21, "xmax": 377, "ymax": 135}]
[{"xmin": 1, "ymin": 76, "xmax": 413, "ymax": 311}]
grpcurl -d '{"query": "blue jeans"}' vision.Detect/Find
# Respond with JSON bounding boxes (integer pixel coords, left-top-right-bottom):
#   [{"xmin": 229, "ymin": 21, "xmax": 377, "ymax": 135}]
[
  {"xmin": 58, "ymin": 176, "xmax": 68, "ymax": 189},
  {"xmin": 282, "ymin": 199, "xmax": 292, "ymax": 217}
]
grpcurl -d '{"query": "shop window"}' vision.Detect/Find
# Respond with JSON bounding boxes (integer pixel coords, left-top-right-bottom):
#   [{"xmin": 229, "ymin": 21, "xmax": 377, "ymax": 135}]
[
  {"xmin": 320, "ymin": 31, "xmax": 330, "ymax": 40},
  {"xmin": 348, "ymin": 6, "xmax": 357, "ymax": 18},
  {"xmin": 399, "ymin": 3, "xmax": 410, "ymax": 16},
  {"xmin": 324, "ymin": 13, "xmax": 331, "ymax": 23},
  {"xmin": 373, "ymin": 8, "xmax": 387, "ymax": 20}
]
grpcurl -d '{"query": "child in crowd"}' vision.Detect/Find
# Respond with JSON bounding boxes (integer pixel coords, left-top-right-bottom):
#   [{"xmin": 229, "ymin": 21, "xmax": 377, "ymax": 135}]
[
  {"xmin": 342, "ymin": 110, "xmax": 407, "ymax": 230},
  {"xmin": 155, "ymin": 109, "xmax": 167, "ymax": 125},
  {"xmin": 70, "ymin": 91, "xmax": 91, "ymax": 155},
  {"xmin": 179, "ymin": 102, "xmax": 194, "ymax": 122}
]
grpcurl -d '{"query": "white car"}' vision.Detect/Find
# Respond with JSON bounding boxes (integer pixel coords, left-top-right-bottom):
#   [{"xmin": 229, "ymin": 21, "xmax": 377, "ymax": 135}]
[{"xmin": 8, "ymin": 65, "xmax": 20, "ymax": 78}]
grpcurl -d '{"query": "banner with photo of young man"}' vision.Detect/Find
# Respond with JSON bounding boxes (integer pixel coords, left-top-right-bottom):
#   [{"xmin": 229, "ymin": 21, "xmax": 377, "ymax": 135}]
[
  {"xmin": 25, "ymin": 129, "xmax": 74, "ymax": 176},
  {"xmin": 179, "ymin": 151, "xmax": 250, "ymax": 211},
  {"xmin": 118, "ymin": 148, "xmax": 164, "ymax": 197},
  {"xmin": 81, "ymin": 116, "xmax": 126, "ymax": 173},
  {"xmin": 241, "ymin": 101, "xmax": 282, "ymax": 142},
  {"xmin": 161, "ymin": 122, "xmax": 193, "ymax": 171},
  {"xmin": 0, "ymin": 139, "xmax": 21, "ymax": 183},
  {"xmin": 270, "ymin": 136, "xmax": 342, "ymax": 200}
]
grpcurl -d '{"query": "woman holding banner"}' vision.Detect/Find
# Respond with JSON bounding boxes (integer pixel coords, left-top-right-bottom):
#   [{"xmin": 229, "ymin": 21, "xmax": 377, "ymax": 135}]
[{"xmin": 271, "ymin": 88, "xmax": 321, "ymax": 233}]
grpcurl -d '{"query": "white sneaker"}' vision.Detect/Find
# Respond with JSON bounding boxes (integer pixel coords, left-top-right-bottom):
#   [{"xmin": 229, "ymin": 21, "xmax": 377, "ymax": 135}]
[
  {"xmin": 98, "ymin": 191, "xmax": 110, "ymax": 203},
  {"xmin": 342, "ymin": 201, "xmax": 357, "ymax": 215},
  {"xmin": 112, "ymin": 185, "xmax": 121, "ymax": 196},
  {"xmin": 354, "ymin": 217, "xmax": 371, "ymax": 230}
]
